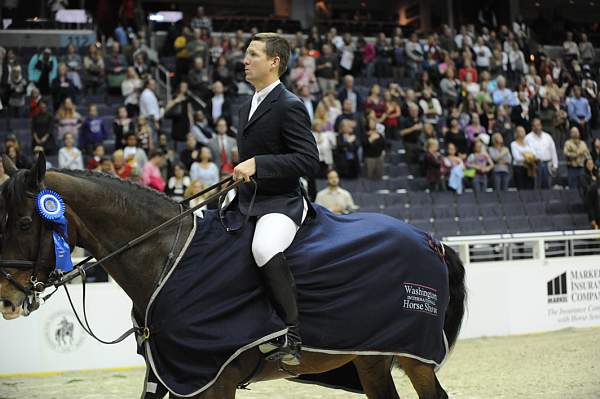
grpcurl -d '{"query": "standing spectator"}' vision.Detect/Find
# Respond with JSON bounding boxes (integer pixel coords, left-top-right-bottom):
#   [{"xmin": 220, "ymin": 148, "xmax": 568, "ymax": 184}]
[
  {"xmin": 190, "ymin": 109, "xmax": 215, "ymax": 145},
  {"xmin": 180, "ymin": 134, "xmax": 200, "ymax": 171},
  {"xmin": 579, "ymin": 33, "xmax": 595, "ymax": 66},
  {"xmin": 212, "ymin": 55, "xmax": 234, "ymax": 91},
  {"xmin": 444, "ymin": 117, "xmax": 469, "ymax": 156},
  {"xmin": 6, "ymin": 65, "xmax": 26, "ymax": 117},
  {"xmin": 165, "ymin": 81, "xmax": 194, "ymax": 147},
  {"xmin": 465, "ymin": 113, "xmax": 487, "ymax": 144},
  {"xmin": 579, "ymin": 159, "xmax": 598, "ymax": 227},
  {"xmin": 312, "ymin": 120, "xmax": 336, "ymax": 176},
  {"xmin": 424, "ymin": 138, "xmax": 444, "ymax": 191},
  {"xmin": 473, "ymin": 36, "xmax": 493, "ymax": 71},
  {"xmin": 440, "ymin": 67, "xmax": 460, "ymax": 107},
  {"xmin": 187, "ymin": 56, "xmax": 211, "ymax": 101},
  {"xmin": 190, "ymin": 6, "xmax": 213, "ymax": 33},
  {"xmin": 290, "ymin": 57, "xmax": 317, "ymax": 95},
  {"xmin": 190, "ymin": 147, "xmax": 219, "ymax": 187},
  {"xmin": 79, "ymin": 104, "xmax": 108, "ymax": 155},
  {"xmin": 492, "ymin": 76, "xmax": 518, "ymax": 107},
  {"xmin": 134, "ymin": 115, "xmax": 154, "ymax": 154},
  {"xmin": 334, "ymin": 119, "xmax": 361, "ymax": 179},
  {"xmin": 511, "ymin": 91, "xmax": 532, "ymax": 132},
  {"xmin": 488, "ymin": 133, "xmax": 512, "ymax": 191},
  {"xmin": 297, "ymin": 85, "xmax": 318, "ymax": 122},
  {"xmin": 444, "ymin": 142, "xmax": 466, "ymax": 194},
  {"xmin": 363, "ymin": 117, "xmax": 386, "ymax": 180},
  {"xmin": 142, "ymin": 149, "xmax": 166, "ymax": 192},
  {"xmin": 83, "ymin": 44, "xmax": 105, "ymax": 95},
  {"xmin": 405, "ymin": 33, "xmax": 423, "ymax": 79},
  {"xmin": 121, "ymin": 66, "xmax": 142, "ymax": 117},
  {"xmin": 105, "ymin": 42, "xmax": 128, "ymax": 93},
  {"xmin": 337, "ymin": 74, "xmax": 362, "ymax": 113},
  {"xmin": 0, "ymin": 162, "xmax": 9, "ymax": 186},
  {"xmin": 58, "ymin": 133, "xmax": 84, "ymax": 170},
  {"xmin": 563, "ymin": 126, "xmax": 591, "ymax": 190},
  {"xmin": 466, "ymin": 140, "xmax": 494, "ymax": 192},
  {"xmin": 139, "ymin": 78, "xmax": 161, "ymax": 129},
  {"xmin": 315, "ymin": 44, "xmax": 338, "ymax": 94},
  {"xmin": 382, "ymin": 89, "xmax": 401, "ymax": 138},
  {"xmin": 525, "ymin": 118, "xmax": 558, "ymax": 189},
  {"xmin": 55, "ymin": 97, "xmax": 82, "ymax": 143},
  {"xmin": 419, "ymin": 89, "xmax": 443, "ymax": 128},
  {"xmin": 31, "ymin": 100, "xmax": 56, "ymax": 155},
  {"xmin": 567, "ymin": 86, "xmax": 592, "ymax": 141},
  {"xmin": 113, "ymin": 106, "xmax": 133, "ymax": 150},
  {"xmin": 132, "ymin": 53, "xmax": 149, "ymax": 79},
  {"xmin": 207, "ymin": 117, "xmax": 237, "ymax": 174},
  {"xmin": 51, "ymin": 63, "xmax": 77, "ymax": 111},
  {"xmin": 62, "ymin": 43, "xmax": 83, "ymax": 90},
  {"xmin": 511, "ymin": 126, "xmax": 535, "ymax": 189},
  {"xmin": 28, "ymin": 87, "xmax": 44, "ymax": 118},
  {"xmin": 315, "ymin": 170, "xmax": 356, "ymax": 214},
  {"xmin": 591, "ymin": 138, "xmax": 600, "ymax": 169},
  {"xmin": 206, "ymin": 80, "xmax": 231, "ymax": 125},
  {"xmin": 494, "ymin": 105, "xmax": 514, "ymax": 143},
  {"xmin": 28, "ymin": 48, "xmax": 58, "ymax": 96},
  {"xmin": 459, "ymin": 59, "xmax": 478, "ymax": 83},
  {"xmin": 399, "ymin": 103, "xmax": 424, "ymax": 165},
  {"xmin": 374, "ymin": 32, "xmax": 392, "ymax": 78},
  {"xmin": 166, "ymin": 163, "xmax": 191, "ymax": 202},
  {"xmin": 562, "ymin": 32, "xmax": 580, "ymax": 63},
  {"xmin": 364, "ymin": 84, "xmax": 385, "ymax": 119},
  {"xmin": 508, "ymin": 42, "xmax": 526, "ymax": 84},
  {"xmin": 358, "ymin": 37, "xmax": 376, "ymax": 78},
  {"xmin": 123, "ymin": 133, "xmax": 148, "ymax": 170}
]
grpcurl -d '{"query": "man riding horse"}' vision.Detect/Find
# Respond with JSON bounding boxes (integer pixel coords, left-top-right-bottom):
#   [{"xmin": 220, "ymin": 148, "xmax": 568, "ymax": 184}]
[{"xmin": 232, "ymin": 32, "xmax": 320, "ymax": 366}]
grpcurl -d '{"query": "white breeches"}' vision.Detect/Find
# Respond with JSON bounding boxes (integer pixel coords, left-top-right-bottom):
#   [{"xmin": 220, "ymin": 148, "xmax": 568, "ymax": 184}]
[{"xmin": 252, "ymin": 199, "xmax": 308, "ymax": 267}]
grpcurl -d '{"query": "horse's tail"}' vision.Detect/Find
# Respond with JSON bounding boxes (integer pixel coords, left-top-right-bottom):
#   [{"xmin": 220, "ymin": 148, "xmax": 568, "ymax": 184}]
[{"xmin": 442, "ymin": 244, "xmax": 466, "ymax": 349}]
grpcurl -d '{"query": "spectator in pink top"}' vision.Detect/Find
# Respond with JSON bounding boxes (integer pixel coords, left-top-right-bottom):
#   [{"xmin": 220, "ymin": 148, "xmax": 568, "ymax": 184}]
[{"xmin": 142, "ymin": 149, "xmax": 166, "ymax": 192}]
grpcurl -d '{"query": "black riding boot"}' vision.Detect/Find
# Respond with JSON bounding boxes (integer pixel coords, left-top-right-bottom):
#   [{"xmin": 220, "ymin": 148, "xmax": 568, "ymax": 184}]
[{"xmin": 259, "ymin": 252, "xmax": 301, "ymax": 366}]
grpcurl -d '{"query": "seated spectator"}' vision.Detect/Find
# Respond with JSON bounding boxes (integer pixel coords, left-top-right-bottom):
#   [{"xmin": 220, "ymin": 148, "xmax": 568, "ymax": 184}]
[
  {"xmin": 113, "ymin": 149, "xmax": 132, "ymax": 179},
  {"xmin": 424, "ymin": 138, "xmax": 444, "ymax": 191},
  {"xmin": 382, "ymin": 89, "xmax": 401, "ymax": 138},
  {"xmin": 488, "ymin": 133, "xmax": 512, "ymax": 191},
  {"xmin": 207, "ymin": 118, "xmax": 237, "ymax": 174},
  {"xmin": 113, "ymin": 106, "xmax": 133, "ymax": 150},
  {"xmin": 83, "ymin": 44, "xmax": 105, "ymax": 95},
  {"xmin": 105, "ymin": 42, "xmax": 128, "ymax": 93},
  {"xmin": 419, "ymin": 89, "xmax": 443, "ymax": 128},
  {"xmin": 187, "ymin": 56, "xmax": 211, "ymax": 101},
  {"xmin": 184, "ymin": 180, "xmax": 208, "ymax": 217},
  {"xmin": 123, "ymin": 133, "xmax": 148, "ymax": 170},
  {"xmin": 190, "ymin": 147, "xmax": 219, "ymax": 187},
  {"xmin": 315, "ymin": 170, "xmax": 357, "ymax": 214},
  {"xmin": 79, "ymin": 104, "xmax": 108, "ymax": 155},
  {"xmin": 444, "ymin": 142, "xmax": 465, "ymax": 194},
  {"xmin": 28, "ymin": 48, "xmax": 58, "ymax": 96},
  {"xmin": 312, "ymin": 120, "xmax": 336, "ymax": 177},
  {"xmin": 142, "ymin": 149, "xmax": 166, "ymax": 192},
  {"xmin": 58, "ymin": 133, "xmax": 84, "ymax": 170},
  {"xmin": 525, "ymin": 118, "xmax": 558, "ymax": 189},
  {"xmin": 132, "ymin": 53, "xmax": 150, "ymax": 79},
  {"xmin": 459, "ymin": 58, "xmax": 478, "ymax": 83},
  {"xmin": 492, "ymin": 76, "xmax": 517, "ymax": 107},
  {"xmin": 334, "ymin": 119, "xmax": 361, "ymax": 179},
  {"xmin": 363, "ymin": 117, "xmax": 386, "ymax": 180},
  {"xmin": 62, "ymin": 43, "xmax": 83, "ymax": 90},
  {"xmin": 7, "ymin": 65, "xmax": 27, "ymax": 117},
  {"xmin": 32, "ymin": 100, "xmax": 57, "ymax": 155},
  {"xmin": 55, "ymin": 97, "xmax": 82, "ymax": 143},
  {"xmin": 180, "ymin": 134, "xmax": 200, "ymax": 171},
  {"xmin": 511, "ymin": 126, "xmax": 536, "ymax": 189},
  {"xmin": 206, "ymin": 80, "xmax": 231, "ymax": 125},
  {"xmin": 134, "ymin": 115, "xmax": 154, "ymax": 154},
  {"xmin": 86, "ymin": 144, "xmax": 106, "ymax": 170},
  {"xmin": 465, "ymin": 113, "xmax": 487, "ymax": 144},
  {"xmin": 444, "ymin": 117, "xmax": 469, "ymax": 156},
  {"xmin": 399, "ymin": 103, "xmax": 424, "ymax": 165},
  {"xmin": 579, "ymin": 159, "xmax": 598, "ymax": 227},
  {"xmin": 212, "ymin": 55, "xmax": 234, "ymax": 91},
  {"xmin": 566, "ymin": 86, "xmax": 592, "ymax": 141},
  {"xmin": 166, "ymin": 163, "xmax": 191, "ymax": 202},
  {"xmin": 29, "ymin": 87, "xmax": 44, "ymax": 118},
  {"xmin": 564, "ymin": 126, "xmax": 591, "ymax": 191},
  {"xmin": 98, "ymin": 156, "xmax": 115, "ymax": 175},
  {"xmin": 190, "ymin": 109, "xmax": 215, "ymax": 145},
  {"xmin": 121, "ymin": 66, "xmax": 142, "ymax": 117},
  {"xmin": 51, "ymin": 63, "xmax": 77, "ymax": 111},
  {"xmin": 466, "ymin": 140, "xmax": 494, "ymax": 192}
]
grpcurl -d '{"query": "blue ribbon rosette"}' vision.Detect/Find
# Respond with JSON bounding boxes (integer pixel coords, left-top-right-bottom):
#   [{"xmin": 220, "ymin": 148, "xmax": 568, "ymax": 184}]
[{"xmin": 36, "ymin": 189, "xmax": 73, "ymax": 272}]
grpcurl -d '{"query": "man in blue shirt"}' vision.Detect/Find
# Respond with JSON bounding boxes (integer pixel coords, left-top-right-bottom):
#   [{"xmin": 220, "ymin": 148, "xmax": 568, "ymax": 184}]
[{"xmin": 567, "ymin": 86, "xmax": 592, "ymax": 141}]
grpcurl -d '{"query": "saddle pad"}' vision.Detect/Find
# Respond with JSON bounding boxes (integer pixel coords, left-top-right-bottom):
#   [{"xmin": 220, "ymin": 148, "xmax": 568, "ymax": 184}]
[{"xmin": 143, "ymin": 205, "xmax": 449, "ymax": 397}]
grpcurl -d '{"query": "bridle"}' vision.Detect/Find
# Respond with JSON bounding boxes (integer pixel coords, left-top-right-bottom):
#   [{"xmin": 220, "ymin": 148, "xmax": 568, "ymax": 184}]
[{"xmin": 0, "ymin": 176, "xmax": 254, "ymax": 342}]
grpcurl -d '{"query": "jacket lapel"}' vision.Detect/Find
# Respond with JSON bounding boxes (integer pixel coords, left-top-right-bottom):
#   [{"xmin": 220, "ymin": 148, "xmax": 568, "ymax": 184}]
[
  {"xmin": 239, "ymin": 100, "xmax": 251, "ymax": 136},
  {"xmin": 243, "ymin": 83, "xmax": 284, "ymax": 134}
]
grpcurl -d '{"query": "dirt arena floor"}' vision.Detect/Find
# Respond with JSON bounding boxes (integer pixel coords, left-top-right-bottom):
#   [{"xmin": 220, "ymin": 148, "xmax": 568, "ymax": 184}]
[{"xmin": 1, "ymin": 327, "xmax": 599, "ymax": 399}]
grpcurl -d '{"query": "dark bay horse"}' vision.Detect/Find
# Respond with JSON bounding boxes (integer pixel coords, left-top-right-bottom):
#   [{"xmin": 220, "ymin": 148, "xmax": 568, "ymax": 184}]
[{"xmin": 0, "ymin": 154, "xmax": 465, "ymax": 399}]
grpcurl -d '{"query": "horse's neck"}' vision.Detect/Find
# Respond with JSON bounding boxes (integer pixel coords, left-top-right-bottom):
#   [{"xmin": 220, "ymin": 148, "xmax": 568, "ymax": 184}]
[{"xmin": 46, "ymin": 172, "xmax": 188, "ymax": 313}]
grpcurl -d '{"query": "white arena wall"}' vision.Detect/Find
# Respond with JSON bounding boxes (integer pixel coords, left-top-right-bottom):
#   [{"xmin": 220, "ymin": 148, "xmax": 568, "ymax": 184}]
[{"xmin": 1, "ymin": 230, "xmax": 599, "ymax": 375}]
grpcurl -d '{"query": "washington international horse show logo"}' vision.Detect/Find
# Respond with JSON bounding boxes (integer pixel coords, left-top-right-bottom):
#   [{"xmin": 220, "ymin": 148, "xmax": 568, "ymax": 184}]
[{"xmin": 44, "ymin": 311, "xmax": 85, "ymax": 353}]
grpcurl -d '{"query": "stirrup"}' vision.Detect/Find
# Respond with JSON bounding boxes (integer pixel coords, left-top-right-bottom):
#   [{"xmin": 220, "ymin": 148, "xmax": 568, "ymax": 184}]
[{"xmin": 259, "ymin": 335, "xmax": 301, "ymax": 366}]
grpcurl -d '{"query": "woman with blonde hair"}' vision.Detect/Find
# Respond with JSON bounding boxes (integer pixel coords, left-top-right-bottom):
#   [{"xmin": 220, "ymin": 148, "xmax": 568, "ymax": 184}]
[
  {"xmin": 55, "ymin": 97, "xmax": 82, "ymax": 142},
  {"xmin": 184, "ymin": 179, "xmax": 208, "ymax": 217},
  {"xmin": 488, "ymin": 132, "xmax": 512, "ymax": 191}
]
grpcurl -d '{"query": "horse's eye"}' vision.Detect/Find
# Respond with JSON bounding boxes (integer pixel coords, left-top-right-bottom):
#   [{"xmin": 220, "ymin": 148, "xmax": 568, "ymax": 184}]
[{"xmin": 17, "ymin": 216, "xmax": 33, "ymax": 231}]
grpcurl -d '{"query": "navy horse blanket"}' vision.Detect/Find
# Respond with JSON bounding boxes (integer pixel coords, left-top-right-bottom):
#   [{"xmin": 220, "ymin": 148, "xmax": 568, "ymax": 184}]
[{"xmin": 142, "ymin": 205, "xmax": 449, "ymax": 397}]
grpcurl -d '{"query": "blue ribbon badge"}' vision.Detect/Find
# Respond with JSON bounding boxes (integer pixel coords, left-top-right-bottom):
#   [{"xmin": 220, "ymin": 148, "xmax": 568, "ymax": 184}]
[{"xmin": 36, "ymin": 190, "xmax": 73, "ymax": 273}]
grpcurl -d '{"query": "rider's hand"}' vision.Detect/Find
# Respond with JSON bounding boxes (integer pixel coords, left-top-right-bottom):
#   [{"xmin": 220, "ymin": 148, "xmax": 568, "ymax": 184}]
[{"xmin": 233, "ymin": 158, "xmax": 256, "ymax": 182}]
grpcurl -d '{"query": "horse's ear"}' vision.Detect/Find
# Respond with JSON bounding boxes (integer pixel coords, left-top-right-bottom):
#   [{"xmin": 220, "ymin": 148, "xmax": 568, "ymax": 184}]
[
  {"xmin": 2, "ymin": 154, "xmax": 18, "ymax": 177},
  {"xmin": 28, "ymin": 152, "xmax": 46, "ymax": 189}
]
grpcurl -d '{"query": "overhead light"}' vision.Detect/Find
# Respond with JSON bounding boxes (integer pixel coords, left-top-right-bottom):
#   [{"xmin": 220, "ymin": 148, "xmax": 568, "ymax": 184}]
[{"xmin": 535, "ymin": 1, "xmax": 541, "ymax": 6}]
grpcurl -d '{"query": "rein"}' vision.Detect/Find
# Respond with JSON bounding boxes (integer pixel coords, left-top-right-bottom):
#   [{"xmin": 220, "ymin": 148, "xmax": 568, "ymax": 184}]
[{"xmin": 1, "ymin": 175, "xmax": 256, "ymax": 344}]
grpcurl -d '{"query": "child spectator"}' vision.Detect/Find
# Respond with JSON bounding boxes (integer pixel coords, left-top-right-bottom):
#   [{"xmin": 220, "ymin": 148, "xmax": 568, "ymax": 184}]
[
  {"xmin": 166, "ymin": 163, "xmax": 191, "ymax": 202},
  {"xmin": 80, "ymin": 104, "xmax": 108, "ymax": 155},
  {"xmin": 58, "ymin": 133, "xmax": 84, "ymax": 170}
]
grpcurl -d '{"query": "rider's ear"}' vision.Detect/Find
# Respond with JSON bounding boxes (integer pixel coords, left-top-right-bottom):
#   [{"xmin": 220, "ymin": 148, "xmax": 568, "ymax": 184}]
[
  {"xmin": 27, "ymin": 152, "xmax": 46, "ymax": 189},
  {"xmin": 2, "ymin": 154, "xmax": 17, "ymax": 177}
]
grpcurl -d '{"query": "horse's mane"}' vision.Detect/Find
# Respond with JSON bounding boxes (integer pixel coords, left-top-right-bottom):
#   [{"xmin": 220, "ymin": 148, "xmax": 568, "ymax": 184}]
[{"xmin": 51, "ymin": 168, "xmax": 180, "ymax": 206}]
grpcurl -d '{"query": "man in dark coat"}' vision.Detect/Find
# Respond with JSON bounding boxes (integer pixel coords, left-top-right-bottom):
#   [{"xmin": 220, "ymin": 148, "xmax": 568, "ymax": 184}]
[{"xmin": 233, "ymin": 32, "xmax": 320, "ymax": 366}]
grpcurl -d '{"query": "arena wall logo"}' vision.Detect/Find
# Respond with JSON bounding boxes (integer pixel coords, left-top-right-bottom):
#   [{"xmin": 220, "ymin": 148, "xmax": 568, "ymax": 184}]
[
  {"xmin": 44, "ymin": 311, "xmax": 85, "ymax": 354},
  {"xmin": 546, "ymin": 267, "xmax": 600, "ymax": 325},
  {"xmin": 547, "ymin": 272, "xmax": 568, "ymax": 303}
]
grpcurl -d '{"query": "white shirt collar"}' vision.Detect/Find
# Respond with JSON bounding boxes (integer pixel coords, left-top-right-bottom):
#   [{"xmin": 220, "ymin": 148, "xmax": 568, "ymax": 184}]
[{"xmin": 254, "ymin": 79, "xmax": 281, "ymax": 102}]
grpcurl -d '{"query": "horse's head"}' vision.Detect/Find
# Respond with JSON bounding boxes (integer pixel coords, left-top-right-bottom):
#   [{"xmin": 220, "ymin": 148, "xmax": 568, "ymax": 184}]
[{"xmin": 0, "ymin": 153, "xmax": 55, "ymax": 320}]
